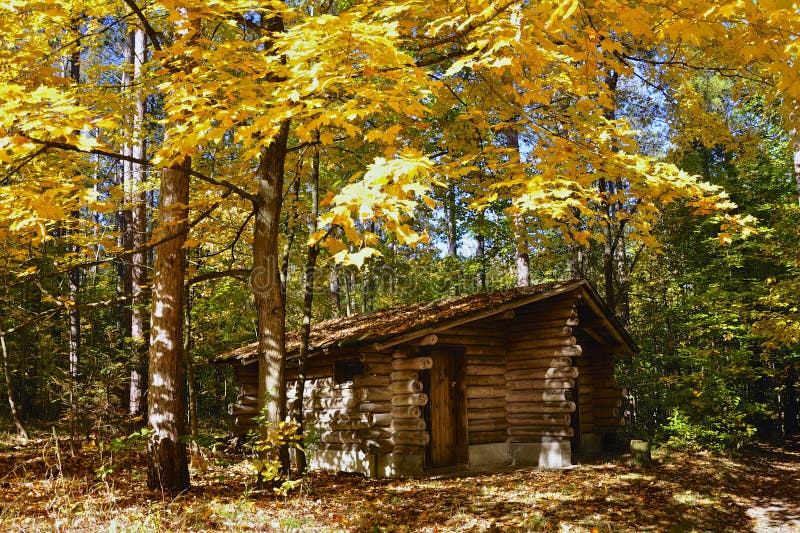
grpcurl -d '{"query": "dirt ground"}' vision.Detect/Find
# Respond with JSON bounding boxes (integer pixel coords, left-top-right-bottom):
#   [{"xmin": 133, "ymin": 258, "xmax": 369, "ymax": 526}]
[{"xmin": 0, "ymin": 435, "xmax": 798, "ymax": 532}]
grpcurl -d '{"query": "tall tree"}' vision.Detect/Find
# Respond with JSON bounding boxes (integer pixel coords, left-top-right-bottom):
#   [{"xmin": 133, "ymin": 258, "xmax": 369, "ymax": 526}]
[{"xmin": 147, "ymin": 157, "xmax": 191, "ymax": 493}]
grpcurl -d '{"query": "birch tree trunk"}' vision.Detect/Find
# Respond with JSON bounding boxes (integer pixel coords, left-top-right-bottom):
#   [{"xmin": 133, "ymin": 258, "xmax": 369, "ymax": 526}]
[{"xmin": 130, "ymin": 28, "xmax": 149, "ymax": 417}]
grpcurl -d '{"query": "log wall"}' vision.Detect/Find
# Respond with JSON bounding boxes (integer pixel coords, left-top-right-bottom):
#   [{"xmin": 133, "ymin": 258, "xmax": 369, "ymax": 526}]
[
  {"xmin": 504, "ymin": 294, "xmax": 581, "ymax": 443},
  {"xmin": 282, "ymin": 350, "xmax": 396, "ymax": 455},
  {"xmin": 438, "ymin": 322, "xmax": 508, "ymax": 445},
  {"xmin": 232, "ymin": 363, "xmax": 259, "ymax": 435}
]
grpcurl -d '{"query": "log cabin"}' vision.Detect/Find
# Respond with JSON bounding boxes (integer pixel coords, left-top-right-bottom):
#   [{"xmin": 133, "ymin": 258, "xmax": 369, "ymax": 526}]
[{"xmin": 216, "ymin": 279, "xmax": 636, "ymax": 477}]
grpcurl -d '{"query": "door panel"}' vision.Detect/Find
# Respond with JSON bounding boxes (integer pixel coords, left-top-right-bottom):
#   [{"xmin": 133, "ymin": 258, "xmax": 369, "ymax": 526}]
[{"xmin": 423, "ymin": 349, "xmax": 463, "ymax": 467}]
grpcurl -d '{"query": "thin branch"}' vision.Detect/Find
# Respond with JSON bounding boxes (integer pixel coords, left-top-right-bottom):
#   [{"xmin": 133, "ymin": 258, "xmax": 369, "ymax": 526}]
[{"xmin": 188, "ymin": 269, "xmax": 251, "ymax": 286}]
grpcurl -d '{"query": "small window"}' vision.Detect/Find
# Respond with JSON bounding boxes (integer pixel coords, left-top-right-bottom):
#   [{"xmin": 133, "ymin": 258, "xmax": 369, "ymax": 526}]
[{"xmin": 334, "ymin": 359, "xmax": 364, "ymax": 384}]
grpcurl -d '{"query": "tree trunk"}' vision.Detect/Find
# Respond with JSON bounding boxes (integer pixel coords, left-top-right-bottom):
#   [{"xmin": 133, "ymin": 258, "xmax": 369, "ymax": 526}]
[
  {"xmin": 446, "ymin": 185, "xmax": 458, "ymax": 257},
  {"xmin": 280, "ymin": 177, "xmax": 300, "ymax": 293},
  {"xmin": 475, "ymin": 211, "xmax": 486, "ymax": 292},
  {"xmin": 68, "ymin": 45, "xmax": 81, "ymax": 412},
  {"xmin": 785, "ymin": 368, "xmax": 799, "ymax": 435},
  {"xmin": 502, "ymin": 124, "xmax": 530, "ymax": 287},
  {"xmin": 295, "ymin": 135, "xmax": 321, "ymax": 473},
  {"xmin": 184, "ymin": 283, "xmax": 198, "ymax": 442},
  {"xmin": 1, "ymin": 335, "xmax": 28, "ymax": 439},
  {"xmin": 130, "ymin": 28, "xmax": 149, "ymax": 417},
  {"xmin": 794, "ymin": 137, "xmax": 800, "ymax": 206},
  {"xmin": 253, "ymin": 120, "xmax": 291, "ymax": 428},
  {"xmin": 329, "ymin": 263, "xmax": 341, "ymax": 319},
  {"xmin": 146, "ymin": 157, "xmax": 190, "ymax": 494}
]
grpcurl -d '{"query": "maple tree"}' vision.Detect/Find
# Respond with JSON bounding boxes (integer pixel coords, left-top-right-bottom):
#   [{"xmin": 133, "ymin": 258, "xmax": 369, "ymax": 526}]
[{"xmin": 1, "ymin": 0, "xmax": 799, "ymax": 493}]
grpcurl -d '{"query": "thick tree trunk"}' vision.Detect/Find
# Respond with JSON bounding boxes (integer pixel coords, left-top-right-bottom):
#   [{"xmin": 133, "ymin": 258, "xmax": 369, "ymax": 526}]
[
  {"xmin": 1, "ymin": 335, "xmax": 28, "ymax": 439},
  {"xmin": 130, "ymin": 28, "xmax": 149, "ymax": 417},
  {"xmin": 253, "ymin": 120, "xmax": 291, "ymax": 428},
  {"xmin": 146, "ymin": 158, "xmax": 190, "ymax": 494}
]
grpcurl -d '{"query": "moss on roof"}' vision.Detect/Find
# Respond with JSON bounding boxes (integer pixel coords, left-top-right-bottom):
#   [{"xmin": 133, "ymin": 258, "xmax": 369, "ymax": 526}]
[{"xmin": 216, "ymin": 280, "xmax": 584, "ymax": 364}]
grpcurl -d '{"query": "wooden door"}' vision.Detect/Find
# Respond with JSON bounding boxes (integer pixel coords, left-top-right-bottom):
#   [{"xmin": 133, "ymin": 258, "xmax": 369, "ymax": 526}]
[{"xmin": 422, "ymin": 349, "xmax": 464, "ymax": 467}]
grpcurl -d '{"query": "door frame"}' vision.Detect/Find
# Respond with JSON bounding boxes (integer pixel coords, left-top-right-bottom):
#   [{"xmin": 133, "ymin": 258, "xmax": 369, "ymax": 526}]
[{"xmin": 420, "ymin": 346, "xmax": 467, "ymax": 468}]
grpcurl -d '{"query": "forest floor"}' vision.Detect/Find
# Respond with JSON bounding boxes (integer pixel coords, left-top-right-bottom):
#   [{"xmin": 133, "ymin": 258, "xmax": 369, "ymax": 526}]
[{"xmin": 0, "ymin": 434, "xmax": 798, "ymax": 532}]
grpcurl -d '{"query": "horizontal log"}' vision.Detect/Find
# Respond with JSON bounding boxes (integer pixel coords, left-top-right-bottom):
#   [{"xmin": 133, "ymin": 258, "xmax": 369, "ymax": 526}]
[
  {"xmin": 359, "ymin": 402, "xmax": 393, "ymax": 413},
  {"xmin": 506, "ymin": 317, "xmax": 579, "ymax": 331},
  {"xmin": 508, "ymin": 379, "xmax": 575, "ymax": 390},
  {"xmin": 359, "ymin": 352, "xmax": 393, "ymax": 363},
  {"xmin": 466, "ymin": 365, "xmax": 506, "ymax": 376},
  {"xmin": 303, "ymin": 410, "xmax": 365, "ymax": 421},
  {"xmin": 390, "ymin": 380, "xmax": 424, "ymax": 394},
  {"xmin": 365, "ymin": 362, "xmax": 393, "ymax": 375},
  {"xmin": 506, "ymin": 414, "xmax": 570, "ymax": 425},
  {"xmin": 511, "ymin": 308, "xmax": 577, "ymax": 323},
  {"xmin": 316, "ymin": 443, "xmax": 362, "ymax": 452},
  {"xmin": 466, "ymin": 375, "xmax": 506, "ymax": 387},
  {"xmin": 468, "ymin": 430, "xmax": 508, "ymax": 444},
  {"xmin": 391, "ymin": 393, "xmax": 428, "ymax": 407},
  {"xmin": 507, "ymin": 347, "xmax": 582, "ymax": 362},
  {"xmin": 392, "ymin": 357, "xmax": 433, "ymax": 371},
  {"xmin": 362, "ymin": 439, "xmax": 393, "ymax": 453},
  {"xmin": 505, "ymin": 401, "xmax": 576, "ymax": 414},
  {"xmin": 507, "ymin": 436, "xmax": 567, "ymax": 443},
  {"xmin": 413, "ymin": 334, "xmax": 439, "ymax": 347},
  {"xmin": 507, "ymin": 427, "xmax": 574, "ymax": 437},
  {"xmin": 435, "ymin": 334, "xmax": 504, "ymax": 346},
  {"xmin": 353, "ymin": 375, "xmax": 390, "ymax": 387},
  {"xmin": 464, "ymin": 355, "xmax": 505, "ymax": 365},
  {"xmin": 329, "ymin": 420, "xmax": 370, "ymax": 431},
  {"xmin": 393, "ymin": 444, "xmax": 425, "ymax": 455},
  {"xmin": 504, "ymin": 358, "xmax": 573, "ymax": 371},
  {"xmin": 510, "ymin": 326, "xmax": 573, "ymax": 342},
  {"xmin": 508, "ymin": 367, "xmax": 578, "ymax": 381},
  {"xmin": 467, "ymin": 386, "xmax": 507, "ymax": 399},
  {"xmin": 362, "ymin": 388, "xmax": 394, "ymax": 402},
  {"xmin": 391, "ymin": 347, "xmax": 415, "ymax": 359},
  {"xmin": 320, "ymin": 431, "xmax": 362, "ymax": 444},
  {"xmin": 390, "ymin": 370, "xmax": 418, "ymax": 382},
  {"xmin": 506, "ymin": 390, "xmax": 567, "ymax": 403},
  {"xmin": 463, "ymin": 346, "xmax": 507, "ymax": 357},
  {"xmin": 370, "ymin": 412, "xmax": 393, "ymax": 426},
  {"xmin": 392, "ymin": 406, "xmax": 422, "ymax": 418},
  {"xmin": 392, "ymin": 431, "xmax": 430, "ymax": 446},
  {"xmin": 300, "ymin": 397, "xmax": 360, "ymax": 409},
  {"xmin": 391, "ymin": 418, "xmax": 426, "ymax": 431},
  {"xmin": 467, "ymin": 407, "xmax": 507, "ymax": 420},
  {"xmin": 510, "ymin": 337, "xmax": 577, "ymax": 351},
  {"xmin": 358, "ymin": 428, "xmax": 391, "ymax": 439},
  {"xmin": 467, "ymin": 397, "xmax": 505, "ymax": 409},
  {"xmin": 468, "ymin": 419, "xmax": 509, "ymax": 431}
]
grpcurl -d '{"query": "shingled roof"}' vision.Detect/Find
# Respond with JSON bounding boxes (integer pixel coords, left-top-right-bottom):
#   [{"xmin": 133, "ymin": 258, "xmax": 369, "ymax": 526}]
[{"xmin": 216, "ymin": 279, "xmax": 635, "ymax": 364}]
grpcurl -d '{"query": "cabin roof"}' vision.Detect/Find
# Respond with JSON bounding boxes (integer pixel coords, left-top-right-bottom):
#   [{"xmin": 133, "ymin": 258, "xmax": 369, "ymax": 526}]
[{"xmin": 215, "ymin": 279, "xmax": 636, "ymax": 364}]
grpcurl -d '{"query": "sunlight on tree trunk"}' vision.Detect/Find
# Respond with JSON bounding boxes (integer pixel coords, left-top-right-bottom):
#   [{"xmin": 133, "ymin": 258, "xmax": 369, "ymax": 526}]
[
  {"xmin": 147, "ymin": 158, "xmax": 190, "ymax": 494},
  {"xmin": 1, "ymin": 335, "xmax": 28, "ymax": 440}
]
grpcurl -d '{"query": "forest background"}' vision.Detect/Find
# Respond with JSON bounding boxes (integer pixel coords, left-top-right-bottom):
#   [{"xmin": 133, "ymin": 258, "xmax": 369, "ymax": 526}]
[{"xmin": 0, "ymin": 0, "xmax": 799, "ymax": 494}]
